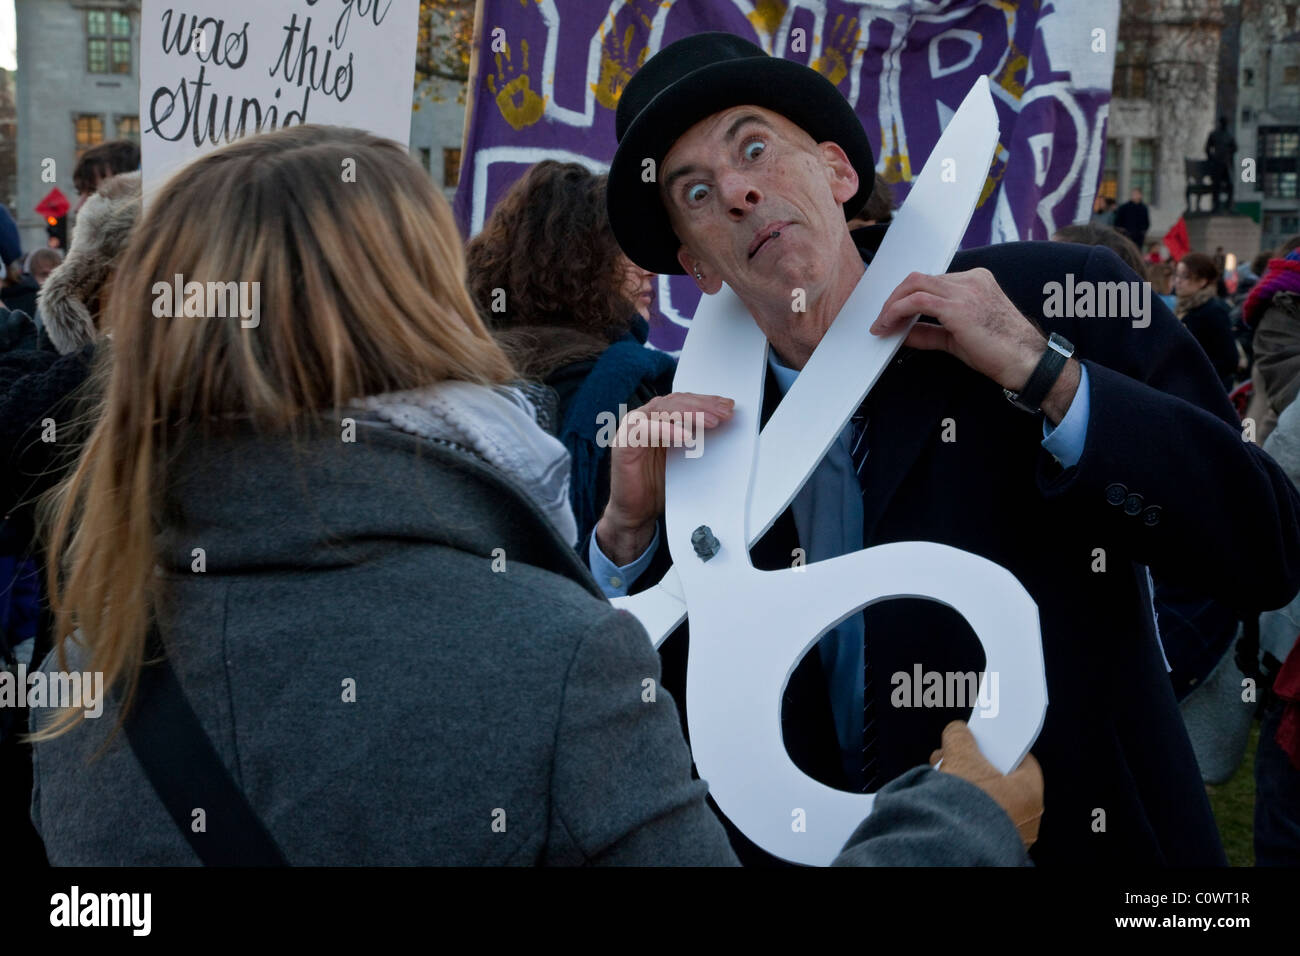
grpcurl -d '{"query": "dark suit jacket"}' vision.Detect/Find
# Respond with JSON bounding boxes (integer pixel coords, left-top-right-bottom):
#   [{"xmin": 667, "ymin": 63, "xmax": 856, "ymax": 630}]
[{"xmin": 610, "ymin": 236, "xmax": 1300, "ymax": 866}]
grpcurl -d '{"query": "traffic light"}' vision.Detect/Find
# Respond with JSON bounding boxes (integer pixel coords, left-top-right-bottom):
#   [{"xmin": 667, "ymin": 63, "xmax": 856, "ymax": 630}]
[{"xmin": 45, "ymin": 215, "xmax": 66, "ymax": 249}]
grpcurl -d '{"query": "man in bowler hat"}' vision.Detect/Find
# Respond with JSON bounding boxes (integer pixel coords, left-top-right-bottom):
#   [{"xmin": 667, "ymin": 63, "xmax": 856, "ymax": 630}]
[{"xmin": 587, "ymin": 33, "xmax": 1300, "ymax": 866}]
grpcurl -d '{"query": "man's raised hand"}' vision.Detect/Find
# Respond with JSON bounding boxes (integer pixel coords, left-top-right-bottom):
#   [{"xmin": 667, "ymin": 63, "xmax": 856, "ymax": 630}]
[
  {"xmin": 870, "ymin": 268, "xmax": 1080, "ymax": 423},
  {"xmin": 594, "ymin": 392, "xmax": 735, "ymax": 566}
]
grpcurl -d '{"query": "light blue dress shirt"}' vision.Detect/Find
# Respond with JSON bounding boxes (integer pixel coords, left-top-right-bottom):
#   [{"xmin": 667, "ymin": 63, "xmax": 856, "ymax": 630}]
[{"xmin": 591, "ymin": 350, "xmax": 1092, "ymax": 784}]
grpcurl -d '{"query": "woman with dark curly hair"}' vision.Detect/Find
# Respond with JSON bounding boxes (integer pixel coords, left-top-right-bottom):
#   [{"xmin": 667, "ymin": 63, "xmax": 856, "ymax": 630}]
[{"xmin": 467, "ymin": 161, "xmax": 676, "ymax": 545}]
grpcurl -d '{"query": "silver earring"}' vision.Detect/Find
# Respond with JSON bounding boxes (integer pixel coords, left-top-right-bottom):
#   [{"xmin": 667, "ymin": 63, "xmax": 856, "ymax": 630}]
[{"xmin": 694, "ymin": 268, "xmax": 703, "ymax": 281}]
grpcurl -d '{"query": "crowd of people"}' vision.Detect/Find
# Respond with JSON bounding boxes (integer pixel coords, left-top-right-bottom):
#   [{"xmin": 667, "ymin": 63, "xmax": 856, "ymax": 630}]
[{"xmin": 1, "ymin": 33, "xmax": 1298, "ymax": 868}]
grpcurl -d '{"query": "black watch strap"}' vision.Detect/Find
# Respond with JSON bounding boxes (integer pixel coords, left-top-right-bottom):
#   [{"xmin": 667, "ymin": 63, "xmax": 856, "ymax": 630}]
[{"xmin": 1004, "ymin": 333, "xmax": 1074, "ymax": 414}]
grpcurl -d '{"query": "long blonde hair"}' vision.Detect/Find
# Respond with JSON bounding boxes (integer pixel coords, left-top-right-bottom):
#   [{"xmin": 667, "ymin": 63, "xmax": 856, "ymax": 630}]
[{"xmin": 36, "ymin": 125, "xmax": 514, "ymax": 740}]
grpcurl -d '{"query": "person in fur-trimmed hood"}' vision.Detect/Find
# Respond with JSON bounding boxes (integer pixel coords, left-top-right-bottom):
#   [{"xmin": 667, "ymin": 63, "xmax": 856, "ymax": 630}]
[
  {"xmin": 2, "ymin": 171, "xmax": 140, "ymax": 538},
  {"xmin": 37, "ymin": 170, "xmax": 140, "ymax": 354}
]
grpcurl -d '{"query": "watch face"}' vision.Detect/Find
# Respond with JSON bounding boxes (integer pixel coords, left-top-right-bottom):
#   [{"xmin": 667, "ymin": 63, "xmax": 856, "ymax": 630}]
[
  {"xmin": 1048, "ymin": 333, "xmax": 1075, "ymax": 358},
  {"xmin": 1003, "ymin": 388, "xmax": 1039, "ymax": 415}
]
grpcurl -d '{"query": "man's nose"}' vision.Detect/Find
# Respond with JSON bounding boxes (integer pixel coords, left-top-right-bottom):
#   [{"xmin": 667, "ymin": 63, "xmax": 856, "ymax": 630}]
[{"xmin": 716, "ymin": 169, "xmax": 761, "ymax": 219}]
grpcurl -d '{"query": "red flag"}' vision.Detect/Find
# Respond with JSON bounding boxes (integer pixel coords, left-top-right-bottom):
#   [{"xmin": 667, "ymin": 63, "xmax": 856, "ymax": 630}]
[
  {"xmin": 1164, "ymin": 217, "xmax": 1190, "ymax": 261},
  {"xmin": 34, "ymin": 188, "xmax": 70, "ymax": 221}
]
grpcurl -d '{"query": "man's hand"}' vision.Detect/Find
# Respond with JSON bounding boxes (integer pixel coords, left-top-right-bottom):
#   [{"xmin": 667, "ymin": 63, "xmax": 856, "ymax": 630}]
[
  {"xmin": 594, "ymin": 392, "xmax": 735, "ymax": 566},
  {"xmin": 930, "ymin": 720, "xmax": 1044, "ymax": 848},
  {"xmin": 870, "ymin": 268, "xmax": 1080, "ymax": 423}
]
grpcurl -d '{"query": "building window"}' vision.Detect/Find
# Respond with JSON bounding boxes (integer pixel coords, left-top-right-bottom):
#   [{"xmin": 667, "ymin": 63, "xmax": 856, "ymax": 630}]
[
  {"xmin": 116, "ymin": 115, "xmax": 140, "ymax": 142},
  {"xmin": 1130, "ymin": 138, "xmax": 1157, "ymax": 203},
  {"xmin": 443, "ymin": 147, "xmax": 461, "ymax": 188},
  {"xmin": 1286, "ymin": 66, "xmax": 1300, "ymax": 86},
  {"xmin": 1099, "ymin": 139, "xmax": 1121, "ymax": 200},
  {"xmin": 1261, "ymin": 127, "xmax": 1299, "ymax": 199},
  {"xmin": 87, "ymin": 9, "xmax": 132, "ymax": 75},
  {"xmin": 1113, "ymin": 37, "xmax": 1149, "ymax": 99},
  {"xmin": 75, "ymin": 115, "xmax": 105, "ymax": 157},
  {"xmin": 1265, "ymin": 212, "xmax": 1300, "ymax": 241},
  {"xmin": 419, "ymin": 147, "xmax": 431, "ymax": 173},
  {"xmin": 1264, "ymin": 171, "xmax": 1299, "ymax": 199}
]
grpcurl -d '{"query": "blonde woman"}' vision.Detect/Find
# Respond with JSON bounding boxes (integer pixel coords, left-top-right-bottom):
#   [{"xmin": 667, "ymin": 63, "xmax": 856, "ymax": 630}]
[{"xmin": 28, "ymin": 126, "xmax": 1036, "ymax": 866}]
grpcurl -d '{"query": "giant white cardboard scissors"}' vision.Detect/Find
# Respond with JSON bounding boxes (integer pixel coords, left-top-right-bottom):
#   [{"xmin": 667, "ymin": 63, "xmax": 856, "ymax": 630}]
[{"xmin": 611, "ymin": 77, "xmax": 1047, "ymax": 865}]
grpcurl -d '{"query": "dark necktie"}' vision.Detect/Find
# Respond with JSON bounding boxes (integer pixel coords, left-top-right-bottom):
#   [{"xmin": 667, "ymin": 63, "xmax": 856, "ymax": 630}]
[{"xmin": 849, "ymin": 408, "xmax": 881, "ymax": 792}]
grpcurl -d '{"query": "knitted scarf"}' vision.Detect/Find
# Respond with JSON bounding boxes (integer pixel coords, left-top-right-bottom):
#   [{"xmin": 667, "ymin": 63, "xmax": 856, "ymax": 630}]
[
  {"xmin": 1174, "ymin": 284, "xmax": 1215, "ymax": 319},
  {"xmin": 355, "ymin": 381, "xmax": 578, "ymax": 546},
  {"xmin": 1243, "ymin": 250, "xmax": 1300, "ymax": 328}
]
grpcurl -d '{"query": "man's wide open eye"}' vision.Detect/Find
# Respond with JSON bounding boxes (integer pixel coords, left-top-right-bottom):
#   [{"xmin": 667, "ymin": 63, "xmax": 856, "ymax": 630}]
[
  {"xmin": 743, "ymin": 138, "xmax": 767, "ymax": 161},
  {"xmin": 687, "ymin": 183, "xmax": 710, "ymax": 204}
]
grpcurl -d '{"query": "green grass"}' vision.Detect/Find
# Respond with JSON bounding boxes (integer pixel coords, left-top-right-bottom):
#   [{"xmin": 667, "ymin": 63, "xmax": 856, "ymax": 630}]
[{"xmin": 1205, "ymin": 721, "xmax": 1260, "ymax": 867}]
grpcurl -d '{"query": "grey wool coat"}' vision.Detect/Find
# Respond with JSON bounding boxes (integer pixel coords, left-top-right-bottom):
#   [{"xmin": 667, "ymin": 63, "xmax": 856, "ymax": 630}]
[{"xmin": 31, "ymin": 415, "xmax": 1025, "ymax": 865}]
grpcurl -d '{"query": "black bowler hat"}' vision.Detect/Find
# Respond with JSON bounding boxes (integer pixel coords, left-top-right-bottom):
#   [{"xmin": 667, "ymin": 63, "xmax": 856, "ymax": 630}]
[{"xmin": 606, "ymin": 32, "xmax": 875, "ymax": 275}]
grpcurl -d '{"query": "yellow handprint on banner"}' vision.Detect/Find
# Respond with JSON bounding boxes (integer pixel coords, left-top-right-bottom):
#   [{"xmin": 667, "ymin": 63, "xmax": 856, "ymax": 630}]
[
  {"xmin": 593, "ymin": 9, "xmax": 653, "ymax": 111},
  {"xmin": 747, "ymin": 0, "xmax": 788, "ymax": 38},
  {"xmin": 487, "ymin": 38, "xmax": 547, "ymax": 130},
  {"xmin": 812, "ymin": 13, "xmax": 860, "ymax": 87}
]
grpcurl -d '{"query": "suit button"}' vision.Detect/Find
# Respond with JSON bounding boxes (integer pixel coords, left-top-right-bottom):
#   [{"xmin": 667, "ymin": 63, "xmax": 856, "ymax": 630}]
[
  {"xmin": 1142, "ymin": 506, "xmax": 1162, "ymax": 527},
  {"xmin": 1124, "ymin": 493, "xmax": 1144, "ymax": 516},
  {"xmin": 1105, "ymin": 483, "xmax": 1127, "ymax": 506}
]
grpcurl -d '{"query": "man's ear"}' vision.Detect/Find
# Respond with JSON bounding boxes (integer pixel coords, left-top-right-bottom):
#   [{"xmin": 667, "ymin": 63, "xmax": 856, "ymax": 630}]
[
  {"xmin": 819, "ymin": 141, "xmax": 860, "ymax": 206},
  {"xmin": 677, "ymin": 247, "xmax": 723, "ymax": 294}
]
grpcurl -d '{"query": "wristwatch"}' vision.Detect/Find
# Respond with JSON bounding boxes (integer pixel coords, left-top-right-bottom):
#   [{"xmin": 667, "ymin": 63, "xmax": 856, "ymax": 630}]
[{"xmin": 1004, "ymin": 333, "xmax": 1075, "ymax": 415}]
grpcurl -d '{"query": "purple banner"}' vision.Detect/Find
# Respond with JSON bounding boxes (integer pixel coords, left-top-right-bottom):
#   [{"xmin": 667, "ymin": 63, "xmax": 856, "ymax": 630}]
[{"xmin": 456, "ymin": 0, "xmax": 1120, "ymax": 352}]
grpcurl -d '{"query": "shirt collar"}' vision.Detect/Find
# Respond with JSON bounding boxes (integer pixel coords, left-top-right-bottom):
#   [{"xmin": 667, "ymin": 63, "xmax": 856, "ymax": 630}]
[{"xmin": 766, "ymin": 348, "xmax": 800, "ymax": 397}]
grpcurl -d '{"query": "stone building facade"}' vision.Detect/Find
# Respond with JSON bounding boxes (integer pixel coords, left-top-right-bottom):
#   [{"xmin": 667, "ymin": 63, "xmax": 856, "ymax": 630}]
[
  {"xmin": 1102, "ymin": 0, "xmax": 1225, "ymax": 250},
  {"xmin": 1103, "ymin": 0, "xmax": 1300, "ymax": 257},
  {"xmin": 410, "ymin": 73, "xmax": 468, "ymax": 207},
  {"xmin": 1234, "ymin": 0, "xmax": 1300, "ymax": 253},
  {"xmin": 0, "ymin": 68, "xmax": 18, "ymax": 213},
  {"xmin": 15, "ymin": 0, "xmax": 141, "ymax": 252}
]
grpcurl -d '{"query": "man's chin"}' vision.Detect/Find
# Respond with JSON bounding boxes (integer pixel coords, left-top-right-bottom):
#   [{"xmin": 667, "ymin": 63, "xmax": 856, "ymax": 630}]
[{"xmin": 742, "ymin": 260, "xmax": 818, "ymax": 295}]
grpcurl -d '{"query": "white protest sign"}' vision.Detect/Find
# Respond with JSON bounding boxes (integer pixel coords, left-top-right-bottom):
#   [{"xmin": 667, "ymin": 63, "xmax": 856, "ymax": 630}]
[
  {"xmin": 140, "ymin": 0, "xmax": 420, "ymax": 194},
  {"xmin": 614, "ymin": 77, "xmax": 1048, "ymax": 865}
]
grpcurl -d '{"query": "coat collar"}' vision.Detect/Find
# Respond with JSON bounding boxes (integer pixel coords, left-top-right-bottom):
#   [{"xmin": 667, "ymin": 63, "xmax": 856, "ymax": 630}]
[{"xmin": 155, "ymin": 420, "xmax": 602, "ymax": 598}]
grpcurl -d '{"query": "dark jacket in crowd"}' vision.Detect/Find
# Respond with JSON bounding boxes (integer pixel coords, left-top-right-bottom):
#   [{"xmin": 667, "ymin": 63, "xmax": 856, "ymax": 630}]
[
  {"xmin": 0, "ymin": 328, "xmax": 97, "ymax": 564},
  {"xmin": 30, "ymin": 418, "xmax": 1027, "ymax": 865},
  {"xmin": 1182, "ymin": 296, "xmax": 1238, "ymax": 391},
  {"xmin": 605, "ymin": 237, "xmax": 1300, "ymax": 867},
  {"xmin": 0, "ymin": 305, "xmax": 36, "ymax": 354},
  {"xmin": 1, "ymin": 274, "xmax": 40, "ymax": 320},
  {"xmin": 0, "ymin": 205, "xmax": 21, "ymax": 267},
  {"xmin": 0, "ymin": 318, "xmax": 96, "ymax": 868},
  {"xmin": 1114, "ymin": 201, "xmax": 1150, "ymax": 248},
  {"xmin": 548, "ymin": 316, "xmax": 676, "ymax": 544}
]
